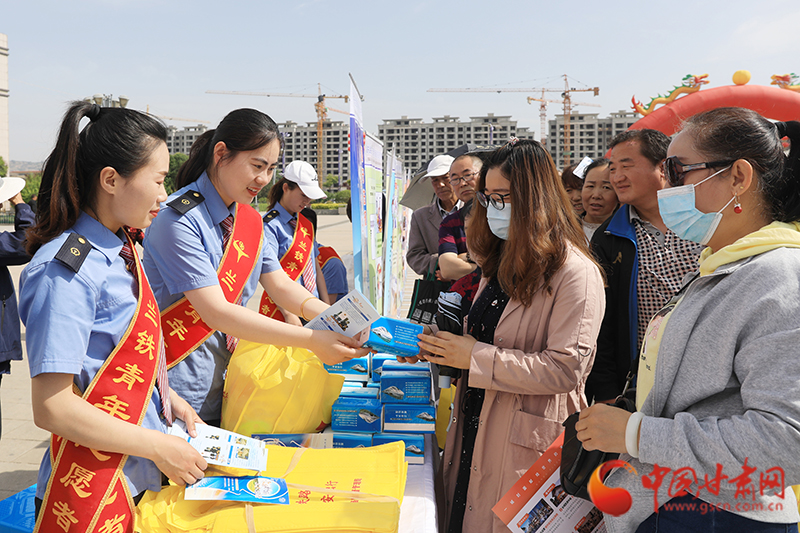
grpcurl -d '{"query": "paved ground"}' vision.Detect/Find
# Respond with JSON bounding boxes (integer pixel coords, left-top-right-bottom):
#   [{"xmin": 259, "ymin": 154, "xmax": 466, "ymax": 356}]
[{"xmin": 0, "ymin": 215, "xmax": 419, "ymax": 500}]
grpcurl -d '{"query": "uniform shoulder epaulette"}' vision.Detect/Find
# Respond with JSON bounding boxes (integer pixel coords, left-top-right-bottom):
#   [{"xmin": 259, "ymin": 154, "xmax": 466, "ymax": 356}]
[
  {"xmin": 167, "ymin": 190, "xmax": 204, "ymax": 215},
  {"xmin": 55, "ymin": 233, "xmax": 92, "ymax": 273},
  {"xmin": 263, "ymin": 209, "xmax": 279, "ymax": 222}
]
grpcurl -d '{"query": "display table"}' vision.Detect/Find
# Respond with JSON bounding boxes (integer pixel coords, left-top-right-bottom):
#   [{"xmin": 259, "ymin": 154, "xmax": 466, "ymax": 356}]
[{"xmin": 398, "ymin": 433, "xmax": 439, "ymax": 533}]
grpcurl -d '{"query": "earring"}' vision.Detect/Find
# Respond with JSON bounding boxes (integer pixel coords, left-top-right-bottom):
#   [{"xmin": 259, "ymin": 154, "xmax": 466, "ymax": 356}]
[{"xmin": 734, "ymin": 195, "xmax": 743, "ymax": 214}]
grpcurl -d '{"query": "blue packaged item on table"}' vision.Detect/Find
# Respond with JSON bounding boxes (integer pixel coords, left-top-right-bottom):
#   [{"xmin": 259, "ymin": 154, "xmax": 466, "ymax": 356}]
[
  {"xmin": 339, "ymin": 384, "xmax": 380, "ymax": 400},
  {"xmin": 324, "ymin": 355, "xmax": 371, "ymax": 382},
  {"xmin": 331, "ymin": 396, "xmax": 382, "ymax": 433},
  {"xmin": 370, "ymin": 353, "xmax": 395, "ymax": 382},
  {"xmin": 364, "ymin": 317, "xmax": 423, "ymax": 358},
  {"xmin": 381, "ymin": 360, "xmax": 431, "ymax": 374},
  {"xmin": 372, "ymin": 433, "xmax": 425, "ymax": 465},
  {"xmin": 0, "ymin": 484, "xmax": 36, "ymax": 533},
  {"xmin": 250, "ymin": 433, "xmax": 333, "ymax": 448},
  {"xmin": 365, "ymin": 380, "xmax": 380, "ymax": 389},
  {"xmin": 380, "ymin": 370, "xmax": 432, "ymax": 404},
  {"xmin": 322, "ymin": 427, "xmax": 373, "ymax": 448},
  {"xmin": 382, "ymin": 402, "xmax": 436, "ymax": 434}
]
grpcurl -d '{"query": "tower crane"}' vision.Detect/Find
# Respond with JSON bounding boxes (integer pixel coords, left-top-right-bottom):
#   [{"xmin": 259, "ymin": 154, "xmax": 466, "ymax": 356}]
[
  {"xmin": 526, "ymin": 90, "xmax": 600, "ymax": 159},
  {"xmin": 428, "ymin": 74, "xmax": 599, "ymax": 166},
  {"xmin": 206, "ymin": 84, "xmax": 354, "ymax": 177}
]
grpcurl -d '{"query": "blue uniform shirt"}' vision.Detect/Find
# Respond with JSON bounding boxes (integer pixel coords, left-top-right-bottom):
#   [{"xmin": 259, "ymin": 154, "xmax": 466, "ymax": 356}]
[
  {"xmin": 19, "ymin": 212, "xmax": 168, "ymax": 500},
  {"xmin": 319, "ymin": 246, "xmax": 348, "ymax": 302},
  {"xmin": 263, "ymin": 202, "xmax": 319, "ymax": 297},
  {"xmin": 142, "ymin": 172, "xmax": 277, "ymax": 420}
]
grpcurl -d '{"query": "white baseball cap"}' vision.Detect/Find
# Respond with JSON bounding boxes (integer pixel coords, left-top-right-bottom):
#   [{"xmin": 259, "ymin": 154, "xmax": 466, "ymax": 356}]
[
  {"xmin": 423, "ymin": 154, "xmax": 455, "ymax": 179},
  {"xmin": 284, "ymin": 161, "xmax": 326, "ymax": 200},
  {"xmin": 0, "ymin": 177, "xmax": 25, "ymax": 204}
]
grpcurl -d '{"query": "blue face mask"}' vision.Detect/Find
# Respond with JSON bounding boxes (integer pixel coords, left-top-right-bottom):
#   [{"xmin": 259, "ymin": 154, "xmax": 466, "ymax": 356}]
[
  {"xmin": 487, "ymin": 204, "xmax": 511, "ymax": 240},
  {"xmin": 656, "ymin": 166, "xmax": 733, "ymax": 245}
]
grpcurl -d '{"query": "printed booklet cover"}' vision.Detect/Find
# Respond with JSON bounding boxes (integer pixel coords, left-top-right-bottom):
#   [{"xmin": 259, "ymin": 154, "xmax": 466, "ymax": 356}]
[
  {"xmin": 185, "ymin": 476, "xmax": 289, "ymax": 504},
  {"xmin": 169, "ymin": 420, "xmax": 268, "ymax": 472},
  {"xmin": 493, "ymin": 433, "xmax": 606, "ymax": 533},
  {"xmin": 304, "ymin": 289, "xmax": 380, "ymax": 343}
]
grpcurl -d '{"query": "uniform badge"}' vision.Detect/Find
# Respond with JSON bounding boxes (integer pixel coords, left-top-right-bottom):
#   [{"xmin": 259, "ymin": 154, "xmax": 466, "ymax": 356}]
[
  {"xmin": 168, "ymin": 190, "xmax": 205, "ymax": 214},
  {"xmin": 55, "ymin": 233, "xmax": 92, "ymax": 272}
]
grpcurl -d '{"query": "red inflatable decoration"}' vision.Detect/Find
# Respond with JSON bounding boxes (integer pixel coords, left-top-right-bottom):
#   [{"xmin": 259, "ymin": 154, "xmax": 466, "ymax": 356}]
[{"xmin": 629, "ymin": 84, "xmax": 800, "ymax": 135}]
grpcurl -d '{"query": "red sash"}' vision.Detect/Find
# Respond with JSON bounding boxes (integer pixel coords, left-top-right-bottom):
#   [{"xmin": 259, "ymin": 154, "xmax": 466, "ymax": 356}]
[
  {"xmin": 259, "ymin": 212, "xmax": 315, "ymax": 320},
  {"xmin": 35, "ymin": 234, "xmax": 161, "ymax": 533},
  {"xmin": 317, "ymin": 245, "xmax": 342, "ymax": 270},
  {"xmin": 160, "ymin": 203, "xmax": 263, "ymax": 369}
]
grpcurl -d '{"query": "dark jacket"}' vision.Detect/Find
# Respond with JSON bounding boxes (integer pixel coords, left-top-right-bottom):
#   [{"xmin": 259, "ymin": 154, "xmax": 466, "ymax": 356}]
[
  {"xmin": 585, "ymin": 204, "xmax": 637, "ymax": 402},
  {"xmin": 0, "ymin": 203, "xmax": 35, "ymax": 370}
]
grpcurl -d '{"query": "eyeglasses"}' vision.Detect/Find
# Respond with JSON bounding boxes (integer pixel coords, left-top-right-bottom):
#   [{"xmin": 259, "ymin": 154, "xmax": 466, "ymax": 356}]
[
  {"xmin": 476, "ymin": 191, "xmax": 511, "ymax": 210},
  {"xmin": 449, "ymin": 171, "xmax": 479, "ymax": 186},
  {"xmin": 663, "ymin": 156, "xmax": 734, "ymax": 187}
]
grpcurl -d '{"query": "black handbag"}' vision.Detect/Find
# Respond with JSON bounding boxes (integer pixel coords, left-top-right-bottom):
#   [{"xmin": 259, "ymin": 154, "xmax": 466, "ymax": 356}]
[
  {"xmin": 406, "ymin": 269, "xmax": 450, "ymax": 325},
  {"xmin": 560, "ymin": 389, "xmax": 635, "ymax": 500}
]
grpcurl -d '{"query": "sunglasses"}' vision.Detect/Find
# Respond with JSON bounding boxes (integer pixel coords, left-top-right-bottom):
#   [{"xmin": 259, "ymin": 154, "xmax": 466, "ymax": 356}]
[{"xmin": 663, "ymin": 156, "xmax": 734, "ymax": 187}]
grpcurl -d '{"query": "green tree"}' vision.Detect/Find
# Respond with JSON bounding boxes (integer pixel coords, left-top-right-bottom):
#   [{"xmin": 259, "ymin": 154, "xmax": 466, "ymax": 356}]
[
  {"xmin": 165, "ymin": 153, "xmax": 189, "ymax": 194},
  {"xmin": 0, "ymin": 156, "xmax": 7, "ymax": 177},
  {"xmin": 21, "ymin": 173, "xmax": 42, "ymax": 203},
  {"xmin": 323, "ymin": 174, "xmax": 339, "ymax": 190}
]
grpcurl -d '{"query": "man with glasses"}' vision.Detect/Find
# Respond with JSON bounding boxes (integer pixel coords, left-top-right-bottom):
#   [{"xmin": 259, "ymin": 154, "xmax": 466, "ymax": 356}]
[
  {"xmin": 585, "ymin": 129, "xmax": 700, "ymax": 404},
  {"xmin": 407, "ymin": 154, "xmax": 460, "ymax": 277},
  {"xmin": 437, "ymin": 154, "xmax": 483, "ymax": 281}
]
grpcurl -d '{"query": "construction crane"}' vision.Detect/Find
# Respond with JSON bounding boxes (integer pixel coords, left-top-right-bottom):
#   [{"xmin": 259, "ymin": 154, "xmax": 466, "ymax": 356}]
[
  {"xmin": 206, "ymin": 84, "xmax": 352, "ymax": 177},
  {"xmin": 526, "ymin": 89, "xmax": 600, "ymax": 157},
  {"xmin": 428, "ymin": 74, "xmax": 599, "ymax": 166},
  {"xmin": 145, "ymin": 105, "xmax": 209, "ymax": 124}
]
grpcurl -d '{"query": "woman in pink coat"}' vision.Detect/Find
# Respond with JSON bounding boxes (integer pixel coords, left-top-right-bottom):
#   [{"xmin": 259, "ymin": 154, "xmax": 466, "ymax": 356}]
[{"xmin": 419, "ymin": 138, "xmax": 606, "ymax": 533}]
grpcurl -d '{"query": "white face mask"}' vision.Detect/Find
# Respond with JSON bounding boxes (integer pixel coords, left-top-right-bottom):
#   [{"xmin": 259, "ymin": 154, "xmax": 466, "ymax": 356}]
[
  {"xmin": 656, "ymin": 166, "xmax": 733, "ymax": 245},
  {"xmin": 487, "ymin": 204, "xmax": 511, "ymax": 240}
]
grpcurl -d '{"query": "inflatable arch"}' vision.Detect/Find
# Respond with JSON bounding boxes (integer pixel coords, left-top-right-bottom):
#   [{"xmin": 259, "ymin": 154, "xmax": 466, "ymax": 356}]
[{"xmin": 628, "ymin": 84, "xmax": 800, "ymax": 136}]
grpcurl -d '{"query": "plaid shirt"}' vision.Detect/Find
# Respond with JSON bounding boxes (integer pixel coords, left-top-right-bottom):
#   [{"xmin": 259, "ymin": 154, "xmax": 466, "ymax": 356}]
[{"xmin": 631, "ymin": 208, "xmax": 700, "ymax": 354}]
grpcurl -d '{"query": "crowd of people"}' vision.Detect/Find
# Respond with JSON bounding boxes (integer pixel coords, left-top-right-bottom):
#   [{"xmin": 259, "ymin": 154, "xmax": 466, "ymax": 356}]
[
  {"xmin": 409, "ymin": 110, "xmax": 800, "ymax": 533},
  {"xmin": 1, "ymin": 100, "xmax": 799, "ymax": 533}
]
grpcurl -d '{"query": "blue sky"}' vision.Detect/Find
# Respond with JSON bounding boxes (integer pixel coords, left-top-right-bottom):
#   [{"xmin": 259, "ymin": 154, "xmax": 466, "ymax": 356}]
[{"xmin": 3, "ymin": 0, "xmax": 800, "ymax": 161}]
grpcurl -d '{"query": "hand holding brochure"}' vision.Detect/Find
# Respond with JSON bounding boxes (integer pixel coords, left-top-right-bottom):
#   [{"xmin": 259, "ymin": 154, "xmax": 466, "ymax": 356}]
[
  {"xmin": 304, "ymin": 290, "xmax": 380, "ymax": 342},
  {"xmin": 169, "ymin": 420, "xmax": 268, "ymax": 472}
]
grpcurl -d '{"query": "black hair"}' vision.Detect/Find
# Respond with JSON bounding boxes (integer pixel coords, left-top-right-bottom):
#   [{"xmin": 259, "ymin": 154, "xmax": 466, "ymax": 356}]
[
  {"xmin": 301, "ymin": 206, "xmax": 318, "ymax": 232},
  {"xmin": 609, "ymin": 129, "xmax": 671, "ymax": 167},
  {"xmin": 560, "ymin": 163, "xmax": 583, "ymax": 189},
  {"xmin": 584, "ymin": 157, "xmax": 611, "ymax": 177},
  {"xmin": 267, "ymin": 177, "xmax": 298, "ymax": 210},
  {"xmin": 683, "ymin": 107, "xmax": 800, "ymax": 223},
  {"xmin": 175, "ymin": 108, "xmax": 282, "ymax": 189},
  {"xmin": 27, "ymin": 101, "xmax": 167, "ymax": 254}
]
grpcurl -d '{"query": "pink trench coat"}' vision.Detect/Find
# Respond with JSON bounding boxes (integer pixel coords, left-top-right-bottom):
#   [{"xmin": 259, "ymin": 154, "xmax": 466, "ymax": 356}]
[{"xmin": 441, "ymin": 247, "xmax": 605, "ymax": 533}]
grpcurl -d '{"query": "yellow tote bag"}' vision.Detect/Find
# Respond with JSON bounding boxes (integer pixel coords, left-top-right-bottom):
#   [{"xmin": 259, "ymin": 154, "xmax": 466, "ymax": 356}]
[
  {"xmin": 136, "ymin": 442, "xmax": 408, "ymax": 533},
  {"xmin": 220, "ymin": 341, "xmax": 344, "ymax": 436}
]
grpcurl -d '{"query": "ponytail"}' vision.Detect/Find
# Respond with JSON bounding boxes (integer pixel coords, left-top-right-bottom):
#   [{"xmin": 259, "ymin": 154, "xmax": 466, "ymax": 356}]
[
  {"xmin": 175, "ymin": 130, "xmax": 215, "ymax": 189},
  {"xmin": 267, "ymin": 178, "xmax": 296, "ymax": 210},
  {"xmin": 27, "ymin": 101, "xmax": 166, "ymax": 255},
  {"xmin": 772, "ymin": 120, "xmax": 800, "ymax": 222},
  {"xmin": 173, "ymin": 108, "xmax": 282, "ymax": 190}
]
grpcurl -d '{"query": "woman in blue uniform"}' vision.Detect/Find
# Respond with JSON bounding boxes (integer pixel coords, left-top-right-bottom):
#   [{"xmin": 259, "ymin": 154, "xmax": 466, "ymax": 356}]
[
  {"xmin": 143, "ymin": 108, "xmax": 367, "ymax": 425},
  {"xmin": 263, "ymin": 160, "xmax": 329, "ymax": 322},
  {"xmin": 20, "ymin": 102, "xmax": 207, "ymax": 527}
]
